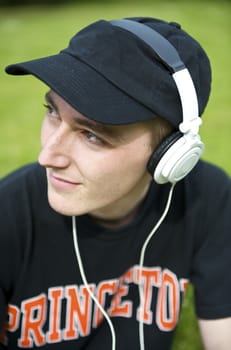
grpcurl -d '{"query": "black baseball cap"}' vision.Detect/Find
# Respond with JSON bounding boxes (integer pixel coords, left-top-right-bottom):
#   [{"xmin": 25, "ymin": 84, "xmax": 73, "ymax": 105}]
[{"xmin": 5, "ymin": 17, "xmax": 211, "ymax": 127}]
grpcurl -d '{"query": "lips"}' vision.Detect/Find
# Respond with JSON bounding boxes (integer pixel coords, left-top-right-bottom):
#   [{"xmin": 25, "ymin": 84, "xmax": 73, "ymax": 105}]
[{"xmin": 49, "ymin": 172, "xmax": 80, "ymax": 191}]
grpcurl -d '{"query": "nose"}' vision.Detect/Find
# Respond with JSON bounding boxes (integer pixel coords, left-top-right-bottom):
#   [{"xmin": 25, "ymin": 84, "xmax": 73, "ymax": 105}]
[{"xmin": 38, "ymin": 124, "xmax": 72, "ymax": 169}]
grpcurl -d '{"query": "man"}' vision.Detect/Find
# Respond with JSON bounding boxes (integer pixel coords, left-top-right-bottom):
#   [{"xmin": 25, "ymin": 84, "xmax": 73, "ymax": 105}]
[{"xmin": 0, "ymin": 17, "xmax": 231, "ymax": 350}]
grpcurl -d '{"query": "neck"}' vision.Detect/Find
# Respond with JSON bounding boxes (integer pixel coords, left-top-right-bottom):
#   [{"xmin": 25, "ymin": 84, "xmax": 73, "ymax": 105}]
[{"xmin": 91, "ymin": 182, "xmax": 151, "ymax": 229}]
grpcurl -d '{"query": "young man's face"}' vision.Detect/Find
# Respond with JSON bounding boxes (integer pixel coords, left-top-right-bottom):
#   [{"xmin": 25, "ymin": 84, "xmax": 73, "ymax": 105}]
[{"xmin": 39, "ymin": 90, "xmax": 154, "ymax": 221}]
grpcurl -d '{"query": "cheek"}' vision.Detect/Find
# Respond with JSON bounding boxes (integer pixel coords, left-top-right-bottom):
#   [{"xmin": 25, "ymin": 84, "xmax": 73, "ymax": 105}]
[
  {"xmin": 75, "ymin": 152, "xmax": 119, "ymax": 184},
  {"xmin": 76, "ymin": 145, "xmax": 151, "ymax": 190}
]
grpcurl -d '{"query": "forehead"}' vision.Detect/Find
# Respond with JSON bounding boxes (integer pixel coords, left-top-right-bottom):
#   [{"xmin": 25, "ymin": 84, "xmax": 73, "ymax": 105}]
[{"xmin": 45, "ymin": 90, "xmax": 154, "ymax": 141}]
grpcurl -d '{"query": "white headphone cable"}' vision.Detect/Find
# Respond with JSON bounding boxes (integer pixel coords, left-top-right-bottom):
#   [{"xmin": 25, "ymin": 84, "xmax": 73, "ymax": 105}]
[
  {"xmin": 138, "ymin": 182, "xmax": 176, "ymax": 350},
  {"xmin": 72, "ymin": 215, "xmax": 116, "ymax": 350},
  {"xmin": 72, "ymin": 183, "xmax": 175, "ymax": 350}
]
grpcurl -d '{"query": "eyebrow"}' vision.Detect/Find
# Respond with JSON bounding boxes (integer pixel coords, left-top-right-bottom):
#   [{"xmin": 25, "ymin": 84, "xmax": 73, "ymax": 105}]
[
  {"xmin": 73, "ymin": 116, "xmax": 125, "ymax": 142},
  {"xmin": 44, "ymin": 91, "xmax": 124, "ymax": 141}
]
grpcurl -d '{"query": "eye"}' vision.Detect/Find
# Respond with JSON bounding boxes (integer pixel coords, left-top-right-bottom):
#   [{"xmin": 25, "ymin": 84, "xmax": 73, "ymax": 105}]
[
  {"xmin": 43, "ymin": 103, "xmax": 58, "ymax": 118},
  {"xmin": 82, "ymin": 130, "xmax": 105, "ymax": 146}
]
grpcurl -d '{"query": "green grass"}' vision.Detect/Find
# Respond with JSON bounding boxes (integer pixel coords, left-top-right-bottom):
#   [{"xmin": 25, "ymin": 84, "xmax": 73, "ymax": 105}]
[{"xmin": 0, "ymin": 1, "xmax": 230, "ymax": 349}]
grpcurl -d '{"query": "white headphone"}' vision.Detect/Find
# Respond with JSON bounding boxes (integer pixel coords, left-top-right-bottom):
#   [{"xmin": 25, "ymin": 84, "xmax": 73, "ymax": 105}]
[{"xmin": 111, "ymin": 19, "xmax": 204, "ymax": 184}]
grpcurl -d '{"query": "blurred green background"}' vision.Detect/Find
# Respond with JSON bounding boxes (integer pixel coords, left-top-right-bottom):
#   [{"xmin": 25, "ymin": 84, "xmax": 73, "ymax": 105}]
[{"xmin": 0, "ymin": 1, "xmax": 230, "ymax": 349}]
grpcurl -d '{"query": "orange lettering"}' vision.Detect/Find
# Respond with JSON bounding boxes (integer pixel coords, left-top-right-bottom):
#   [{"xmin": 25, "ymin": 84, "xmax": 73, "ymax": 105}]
[
  {"xmin": 93, "ymin": 280, "xmax": 117, "ymax": 327},
  {"xmin": 18, "ymin": 294, "xmax": 46, "ymax": 347},
  {"xmin": 136, "ymin": 267, "xmax": 161, "ymax": 324},
  {"xmin": 156, "ymin": 269, "xmax": 180, "ymax": 331},
  {"xmin": 47, "ymin": 287, "xmax": 63, "ymax": 343},
  {"xmin": 109, "ymin": 272, "xmax": 132, "ymax": 318},
  {"xmin": 7, "ymin": 304, "xmax": 20, "ymax": 332},
  {"xmin": 64, "ymin": 285, "xmax": 93, "ymax": 340}
]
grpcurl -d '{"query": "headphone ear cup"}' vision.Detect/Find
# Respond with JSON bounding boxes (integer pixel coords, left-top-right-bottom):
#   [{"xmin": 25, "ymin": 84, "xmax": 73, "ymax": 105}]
[
  {"xmin": 147, "ymin": 131, "xmax": 182, "ymax": 177},
  {"xmin": 148, "ymin": 131, "xmax": 204, "ymax": 184}
]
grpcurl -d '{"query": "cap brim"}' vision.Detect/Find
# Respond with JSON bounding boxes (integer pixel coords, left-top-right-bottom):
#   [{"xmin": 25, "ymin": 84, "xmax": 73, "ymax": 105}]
[{"xmin": 5, "ymin": 52, "xmax": 155, "ymax": 125}]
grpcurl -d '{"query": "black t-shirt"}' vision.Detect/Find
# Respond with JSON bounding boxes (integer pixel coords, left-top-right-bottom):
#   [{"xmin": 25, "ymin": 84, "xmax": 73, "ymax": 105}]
[{"xmin": 0, "ymin": 161, "xmax": 231, "ymax": 349}]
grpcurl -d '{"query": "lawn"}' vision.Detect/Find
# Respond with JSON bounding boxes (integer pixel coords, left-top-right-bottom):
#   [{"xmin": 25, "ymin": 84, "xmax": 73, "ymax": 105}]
[{"xmin": 0, "ymin": 1, "xmax": 230, "ymax": 349}]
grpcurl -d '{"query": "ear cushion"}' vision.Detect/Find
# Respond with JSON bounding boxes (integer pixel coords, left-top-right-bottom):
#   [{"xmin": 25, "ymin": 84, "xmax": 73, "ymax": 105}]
[{"xmin": 147, "ymin": 131, "xmax": 182, "ymax": 176}]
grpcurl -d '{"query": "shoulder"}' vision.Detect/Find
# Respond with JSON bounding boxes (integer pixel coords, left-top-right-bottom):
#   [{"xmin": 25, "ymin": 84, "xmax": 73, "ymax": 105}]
[
  {"xmin": 0, "ymin": 164, "xmax": 53, "ymax": 271},
  {"xmin": 0, "ymin": 162, "xmax": 46, "ymax": 196},
  {"xmin": 0, "ymin": 164, "xmax": 50, "ymax": 296},
  {"xmin": 196, "ymin": 160, "xmax": 230, "ymax": 180},
  {"xmin": 188, "ymin": 163, "xmax": 231, "ymax": 319},
  {"xmin": 164, "ymin": 160, "xmax": 231, "ymax": 245},
  {"xmin": 182, "ymin": 160, "xmax": 231, "ymax": 224},
  {"xmin": 186, "ymin": 160, "xmax": 231, "ymax": 197},
  {"xmin": 0, "ymin": 163, "xmax": 48, "ymax": 227}
]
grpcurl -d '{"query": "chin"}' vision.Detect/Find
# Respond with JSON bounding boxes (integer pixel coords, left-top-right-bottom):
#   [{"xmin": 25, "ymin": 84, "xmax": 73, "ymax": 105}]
[
  {"xmin": 48, "ymin": 199, "xmax": 73, "ymax": 216},
  {"xmin": 47, "ymin": 191, "xmax": 77, "ymax": 216},
  {"xmin": 47, "ymin": 188, "xmax": 95, "ymax": 217}
]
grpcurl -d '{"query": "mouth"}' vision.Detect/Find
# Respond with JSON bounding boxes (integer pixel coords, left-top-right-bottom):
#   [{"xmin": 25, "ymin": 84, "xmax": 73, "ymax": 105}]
[{"xmin": 48, "ymin": 172, "xmax": 80, "ymax": 191}]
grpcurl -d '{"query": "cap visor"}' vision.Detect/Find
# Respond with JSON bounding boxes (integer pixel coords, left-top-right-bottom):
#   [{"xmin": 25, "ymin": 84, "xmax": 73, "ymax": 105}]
[{"xmin": 6, "ymin": 52, "xmax": 155, "ymax": 125}]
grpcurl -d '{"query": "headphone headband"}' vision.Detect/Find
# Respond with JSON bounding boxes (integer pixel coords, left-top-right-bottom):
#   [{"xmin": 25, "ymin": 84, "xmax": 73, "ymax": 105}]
[
  {"xmin": 110, "ymin": 19, "xmax": 201, "ymax": 135},
  {"xmin": 111, "ymin": 19, "xmax": 185, "ymax": 73}
]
